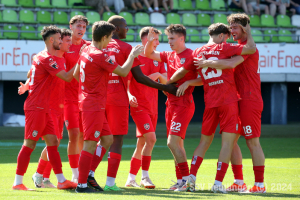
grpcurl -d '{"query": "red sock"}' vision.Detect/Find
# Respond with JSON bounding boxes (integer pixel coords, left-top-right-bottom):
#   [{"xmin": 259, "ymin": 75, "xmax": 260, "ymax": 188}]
[
  {"xmin": 47, "ymin": 146, "xmax": 63, "ymax": 174},
  {"xmin": 175, "ymin": 165, "xmax": 182, "ymax": 180},
  {"xmin": 16, "ymin": 145, "xmax": 33, "ymax": 175},
  {"xmin": 215, "ymin": 162, "xmax": 229, "ymax": 182},
  {"xmin": 107, "ymin": 152, "xmax": 121, "ymax": 178},
  {"xmin": 178, "ymin": 162, "xmax": 189, "ymax": 177},
  {"xmin": 190, "ymin": 156, "xmax": 203, "ymax": 177},
  {"xmin": 36, "ymin": 158, "xmax": 48, "ymax": 175},
  {"xmin": 141, "ymin": 155, "xmax": 151, "ymax": 171},
  {"xmin": 68, "ymin": 154, "xmax": 80, "ymax": 169},
  {"xmin": 130, "ymin": 157, "xmax": 141, "ymax": 175},
  {"xmin": 43, "ymin": 162, "xmax": 52, "ymax": 178},
  {"xmin": 90, "ymin": 145, "xmax": 107, "ymax": 172},
  {"xmin": 253, "ymin": 166, "xmax": 264, "ymax": 183},
  {"xmin": 78, "ymin": 150, "xmax": 93, "ymax": 184},
  {"xmin": 232, "ymin": 164, "xmax": 243, "ymax": 180}
]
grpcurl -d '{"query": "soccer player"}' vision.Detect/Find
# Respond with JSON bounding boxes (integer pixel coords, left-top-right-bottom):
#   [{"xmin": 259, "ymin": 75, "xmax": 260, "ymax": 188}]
[
  {"xmin": 167, "ymin": 22, "xmax": 256, "ymax": 193},
  {"xmin": 13, "ymin": 26, "xmax": 77, "ymax": 191},
  {"xmin": 125, "ymin": 27, "xmax": 167, "ymax": 189},
  {"xmin": 144, "ymin": 25, "xmax": 199, "ymax": 191},
  {"xmin": 73, "ymin": 21, "xmax": 143, "ymax": 193},
  {"xmin": 87, "ymin": 16, "xmax": 177, "ymax": 191},
  {"xmin": 194, "ymin": 13, "xmax": 266, "ymax": 193},
  {"xmin": 64, "ymin": 15, "xmax": 91, "ymax": 183}
]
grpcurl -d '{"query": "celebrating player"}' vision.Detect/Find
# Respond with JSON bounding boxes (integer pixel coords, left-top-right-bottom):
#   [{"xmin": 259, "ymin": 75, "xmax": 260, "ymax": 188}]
[
  {"xmin": 195, "ymin": 13, "xmax": 266, "ymax": 193},
  {"xmin": 73, "ymin": 21, "xmax": 143, "ymax": 193},
  {"xmin": 64, "ymin": 15, "xmax": 91, "ymax": 183},
  {"xmin": 168, "ymin": 22, "xmax": 256, "ymax": 193},
  {"xmin": 125, "ymin": 27, "xmax": 167, "ymax": 189},
  {"xmin": 145, "ymin": 25, "xmax": 199, "ymax": 191},
  {"xmin": 13, "ymin": 26, "xmax": 77, "ymax": 191}
]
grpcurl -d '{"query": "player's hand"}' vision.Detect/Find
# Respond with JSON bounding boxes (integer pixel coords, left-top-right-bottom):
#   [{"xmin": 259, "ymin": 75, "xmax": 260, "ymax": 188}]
[
  {"xmin": 131, "ymin": 45, "xmax": 144, "ymax": 58},
  {"xmin": 164, "ymin": 83, "xmax": 177, "ymax": 96},
  {"xmin": 147, "ymin": 27, "xmax": 155, "ymax": 42},
  {"xmin": 18, "ymin": 82, "xmax": 27, "ymax": 95},
  {"xmin": 176, "ymin": 81, "xmax": 190, "ymax": 97},
  {"xmin": 194, "ymin": 53, "xmax": 207, "ymax": 69},
  {"xmin": 148, "ymin": 72, "xmax": 161, "ymax": 81},
  {"xmin": 239, "ymin": 23, "xmax": 251, "ymax": 34},
  {"xmin": 129, "ymin": 95, "xmax": 138, "ymax": 107},
  {"xmin": 79, "ymin": 44, "xmax": 87, "ymax": 56}
]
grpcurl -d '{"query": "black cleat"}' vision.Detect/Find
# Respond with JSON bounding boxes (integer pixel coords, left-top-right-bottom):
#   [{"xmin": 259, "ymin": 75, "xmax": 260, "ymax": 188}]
[
  {"xmin": 87, "ymin": 176, "xmax": 103, "ymax": 191},
  {"xmin": 75, "ymin": 186, "xmax": 99, "ymax": 193}
]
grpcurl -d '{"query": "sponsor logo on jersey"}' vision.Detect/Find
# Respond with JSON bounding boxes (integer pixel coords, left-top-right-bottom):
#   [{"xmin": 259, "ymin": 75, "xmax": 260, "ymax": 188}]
[
  {"xmin": 94, "ymin": 131, "xmax": 100, "ymax": 138},
  {"xmin": 153, "ymin": 60, "xmax": 158, "ymax": 66},
  {"xmin": 140, "ymin": 64, "xmax": 145, "ymax": 67},
  {"xmin": 180, "ymin": 58, "xmax": 186, "ymax": 64},
  {"xmin": 144, "ymin": 123, "xmax": 150, "ymax": 130},
  {"xmin": 50, "ymin": 61, "xmax": 58, "ymax": 69},
  {"xmin": 217, "ymin": 162, "xmax": 222, "ymax": 170},
  {"xmin": 67, "ymin": 51, "xmax": 75, "ymax": 53},
  {"xmin": 65, "ymin": 120, "xmax": 69, "ymax": 128},
  {"xmin": 105, "ymin": 57, "xmax": 115, "ymax": 65},
  {"xmin": 170, "ymin": 60, "xmax": 174, "ymax": 62},
  {"xmin": 32, "ymin": 130, "xmax": 38, "ymax": 137}
]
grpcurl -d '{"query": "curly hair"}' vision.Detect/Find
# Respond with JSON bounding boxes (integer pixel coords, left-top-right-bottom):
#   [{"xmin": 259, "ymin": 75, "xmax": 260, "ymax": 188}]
[
  {"xmin": 69, "ymin": 15, "xmax": 89, "ymax": 26},
  {"xmin": 164, "ymin": 24, "xmax": 186, "ymax": 40},
  {"xmin": 208, "ymin": 23, "xmax": 231, "ymax": 36},
  {"xmin": 61, "ymin": 28, "xmax": 72, "ymax": 39},
  {"xmin": 41, "ymin": 25, "xmax": 61, "ymax": 41},
  {"xmin": 227, "ymin": 13, "xmax": 250, "ymax": 26}
]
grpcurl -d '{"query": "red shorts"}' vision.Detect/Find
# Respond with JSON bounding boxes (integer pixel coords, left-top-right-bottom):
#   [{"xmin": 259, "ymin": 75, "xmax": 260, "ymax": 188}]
[
  {"xmin": 64, "ymin": 100, "xmax": 80, "ymax": 130},
  {"xmin": 239, "ymin": 100, "xmax": 263, "ymax": 139},
  {"xmin": 105, "ymin": 105, "xmax": 129, "ymax": 135},
  {"xmin": 50, "ymin": 111, "xmax": 64, "ymax": 139},
  {"xmin": 202, "ymin": 102, "xmax": 240, "ymax": 136},
  {"xmin": 81, "ymin": 111, "xmax": 112, "ymax": 142},
  {"xmin": 166, "ymin": 103, "xmax": 195, "ymax": 140},
  {"xmin": 24, "ymin": 110, "xmax": 56, "ymax": 141},
  {"xmin": 131, "ymin": 112, "xmax": 158, "ymax": 137}
]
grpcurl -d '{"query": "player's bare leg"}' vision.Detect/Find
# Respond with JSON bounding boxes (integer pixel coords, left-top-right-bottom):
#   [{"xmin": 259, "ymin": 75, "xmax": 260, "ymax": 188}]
[
  {"xmin": 126, "ymin": 137, "xmax": 144, "ymax": 187},
  {"xmin": 246, "ymin": 137, "xmax": 266, "ymax": 193},
  {"xmin": 67, "ymin": 128, "xmax": 80, "ymax": 182},
  {"xmin": 78, "ymin": 131, "xmax": 84, "ymax": 153},
  {"xmin": 140, "ymin": 132, "xmax": 156, "ymax": 189}
]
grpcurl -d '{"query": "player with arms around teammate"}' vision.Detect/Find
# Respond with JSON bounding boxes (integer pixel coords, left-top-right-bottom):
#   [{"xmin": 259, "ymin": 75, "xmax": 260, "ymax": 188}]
[
  {"xmin": 195, "ymin": 13, "xmax": 266, "ymax": 193},
  {"xmin": 13, "ymin": 26, "xmax": 77, "ymax": 191},
  {"xmin": 64, "ymin": 15, "xmax": 91, "ymax": 183},
  {"xmin": 168, "ymin": 22, "xmax": 256, "ymax": 193},
  {"xmin": 145, "ymin": 25, "xmax": 199, "ymax": 191},
  {"xmin": 125, "ymin": 27, "xmax": 167, "ymax": 189},
  {"xmin": 73, "ymin": 21, "xmax": 144, "ymax": 193}
]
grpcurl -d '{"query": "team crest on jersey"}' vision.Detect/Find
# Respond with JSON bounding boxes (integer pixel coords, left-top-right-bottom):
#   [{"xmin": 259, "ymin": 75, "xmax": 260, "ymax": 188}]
[
  {"xmin": 105, "ymin": 57, "xmax": 115, "ymax": 65},
  {"xmin": 32, "ymin": 130, "xmax": 38, "ymax": 137},
  {"xmin": 49, "ymin": 61, "xmax": 58, "ymax": 69},
  {"xmin": 49, "ymin": 58, "xmax": 53, "ymax": 62},
  {"xmin": 94, "ymin": 131, "xmax": 100, "ymax": 138},
  {"xmin": 144, "ymin": 123, "xmax": 150, "ymax": 130},
  {"xmin": 153, "ymin": 60, "xmax": 158, "ymax": 67},
  {"xmin": 180, "ymin": 58, "xmax": 186, "ymax": 64}
]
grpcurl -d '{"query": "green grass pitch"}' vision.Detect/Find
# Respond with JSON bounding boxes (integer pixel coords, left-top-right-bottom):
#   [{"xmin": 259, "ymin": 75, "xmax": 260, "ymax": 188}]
[{"xmin": 0, "ymin": 123, "xmax": 299, "ymax": 199}]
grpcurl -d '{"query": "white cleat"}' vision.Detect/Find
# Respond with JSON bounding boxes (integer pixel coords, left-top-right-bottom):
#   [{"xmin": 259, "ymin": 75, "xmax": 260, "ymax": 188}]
[
  {"xmin": 43, "ymin": 180, "xmax": 56, "ymax": 188},
  {"xmin": 211, "ymin": 184, "xmax": 228, "ymax": 193},
  {"xmin": 32, "ymin": 173, "xmax": 44, "ymax": 188},
  {"xmin": 174, "ymin": 179, "xmax": 187, "ymax": 192},
  {"xmin": 186, "ymin": 176, "xmax": 196, "ymax": 192},
  {"xmin": 125, "ymin": 180, "xmax": 140, "ymax": 188},
  {"xmin": 168, "ymin": 181, "xmax": 180, "ymax": 191},
  {"xmin": 140, "ymin": 177, "xmax": 155, "ymax": 189}
]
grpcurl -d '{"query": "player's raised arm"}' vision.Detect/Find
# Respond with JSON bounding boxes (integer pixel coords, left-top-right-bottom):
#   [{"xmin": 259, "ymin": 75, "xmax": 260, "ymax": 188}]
[
  {"xmin": 144, "ymin": 27, "xmax": 162, "ymax": 62},
  {"xmin": 194, "ymin": 53, "xmax": 245, "ymax": 70},
  {"xmin": 167, "ymin": 67, "xmax": 189, "ymax": 84},
  {"xmin": 113, "ymin": 45, "xmax": 144, "ymax": 77},
  {"xmin": 176, "ymin": 77, "xmax": 203, "ymax": 97},
  {"xmin": 240, "ymin": 23, "xmax": 256, "ymax": 55}
]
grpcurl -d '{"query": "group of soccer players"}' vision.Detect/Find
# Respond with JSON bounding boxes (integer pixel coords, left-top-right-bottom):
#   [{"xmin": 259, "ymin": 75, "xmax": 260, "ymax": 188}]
[{"xmin": 12, "ymin": 12, "xmax": 266, "ymax": 194}]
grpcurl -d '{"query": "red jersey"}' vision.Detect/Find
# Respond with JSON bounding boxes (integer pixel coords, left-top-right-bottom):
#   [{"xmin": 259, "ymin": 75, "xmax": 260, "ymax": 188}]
[
  {"xmin": 64, "ymin": 39, "xmax": 91, "ymax": 102},
  {"xmin": 49, "ymin": 56, "xmax": 66, "ymax": 114},
  {"xmin": 234, "ymin": 40, "xmax": 263, "ymax": 102},
  {"xmin": 104, "ymin": 39, "xmax": 141, "ymax": 106},
  {"xmin": 160, "ymin": 48, "xmax": 197, "ymax": 107},
  {"xmin": 128, "ymin": 56, "xmax": 166, "ymax": 115},
  {"xmin": 78, "ymin": 45, "xmax": 119, "ymax": 111},
  {"xmin": 24, "ymin": 51, "xmax": 64, "ymax": 112},
  {"xmin": 186, "ymin": 43, "xmax": 244, "ymax": 108}
]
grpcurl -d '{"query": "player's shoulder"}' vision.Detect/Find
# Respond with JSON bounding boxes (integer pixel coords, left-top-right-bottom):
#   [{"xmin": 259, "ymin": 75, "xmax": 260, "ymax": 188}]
[
  {"xmin": 36, "ymin": 50, "xmax": 54, "ymax": 64},
  {"xmin": 82, "ymin": 39, "xmax": 92, "ymax": 46}
]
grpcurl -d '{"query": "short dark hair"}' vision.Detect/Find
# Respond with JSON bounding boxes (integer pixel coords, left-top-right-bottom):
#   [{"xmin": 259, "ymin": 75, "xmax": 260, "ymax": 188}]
[
  {"xmin": 227, "ymin": 13, "xmax": 250, "ymax": 27},
  {"xmin": 164, "ymin": 24, "xmax": 186, "ymax": 40},
  {"xmin": 61, "ymin": 28, "xmax": 72, "ymax": 39},
  {"xmin": 92, "ymin": 21, "xmax": 116, "ymax": 42},
  {"xmin": 69, "ymin": 15, "xmax": 89, "ymax": 26},
  {"xmin": 41, "ymin": 25, "xmax": 61, "ymax": 41},
  {"xmin": 139, "ymin": 27, "xmax": 162, "ymax": 39},
  {"xmin": 208, "ymin": 23, "xmax": 231, "ymax": 36}
]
